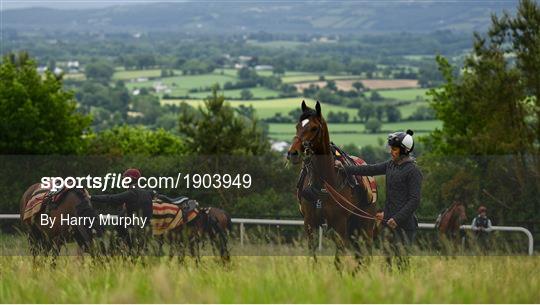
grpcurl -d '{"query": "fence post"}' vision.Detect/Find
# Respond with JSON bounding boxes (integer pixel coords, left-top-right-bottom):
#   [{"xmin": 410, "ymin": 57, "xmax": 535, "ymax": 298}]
[
  {"xmin": 240, "ymin": 222, "xmax": 245, "ymax": 246},
  {"xmin": 318, "ymin": 226, "xmax": 323, "ymax": 251}
]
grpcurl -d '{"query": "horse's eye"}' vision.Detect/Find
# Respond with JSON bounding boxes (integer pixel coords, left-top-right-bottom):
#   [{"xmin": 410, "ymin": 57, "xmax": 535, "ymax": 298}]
[{"xmin": 311, "ymin": 126, "xmax": 318, "ymax": 132}]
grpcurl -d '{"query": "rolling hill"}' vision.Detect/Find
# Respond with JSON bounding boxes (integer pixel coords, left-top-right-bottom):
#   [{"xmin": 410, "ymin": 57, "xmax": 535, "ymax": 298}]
[{"xmin": 2, "ymin": 1, "xmax": 518, "ymax": 34}]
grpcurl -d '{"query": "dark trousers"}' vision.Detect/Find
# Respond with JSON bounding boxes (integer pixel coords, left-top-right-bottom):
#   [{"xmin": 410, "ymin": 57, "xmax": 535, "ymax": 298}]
[{"xmin": 379, "ymin": 226, "xmax": 416, "ymax": 269}]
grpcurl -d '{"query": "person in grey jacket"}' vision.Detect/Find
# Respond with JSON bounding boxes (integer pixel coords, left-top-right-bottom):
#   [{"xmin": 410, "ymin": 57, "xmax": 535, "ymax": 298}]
[{"xmin": 339, "ymin": 129, "xmax": 423, "ymax": 249}]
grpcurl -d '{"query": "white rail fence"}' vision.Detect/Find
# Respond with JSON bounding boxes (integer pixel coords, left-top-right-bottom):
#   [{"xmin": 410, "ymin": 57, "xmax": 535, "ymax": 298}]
[{"xmin": 1, "ymin": 214, "xmax": 534, "ymax": 255}]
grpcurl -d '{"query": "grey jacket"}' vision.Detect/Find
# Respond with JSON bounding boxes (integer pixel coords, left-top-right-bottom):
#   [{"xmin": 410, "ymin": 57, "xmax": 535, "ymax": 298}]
[{"xmin": 344, "ymin": 157, "xmax": 422, "ymax": 230}]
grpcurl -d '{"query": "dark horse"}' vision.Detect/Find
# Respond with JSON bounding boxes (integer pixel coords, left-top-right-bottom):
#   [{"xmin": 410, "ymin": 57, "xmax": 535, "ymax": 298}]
[
  {"xmin": 160, "ymin": 206, "xmax": 232, "ymax": 264},
  {"xmin": 19, "ymin": 183, "xmax": 99, "ymax": 258},
  {"xmin": 435, "ymin": 200, "xmax": 467, "ymax": 248},
  {"xmin": 287, "ymin": 101, "xmax": 376, "ymax": 263}
]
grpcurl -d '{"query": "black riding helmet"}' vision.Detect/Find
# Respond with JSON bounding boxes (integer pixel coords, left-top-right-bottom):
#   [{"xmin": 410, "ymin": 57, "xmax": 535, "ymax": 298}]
[{"xmin": 388, "ymin": 129, "xmax": 415, "ymax": 155}]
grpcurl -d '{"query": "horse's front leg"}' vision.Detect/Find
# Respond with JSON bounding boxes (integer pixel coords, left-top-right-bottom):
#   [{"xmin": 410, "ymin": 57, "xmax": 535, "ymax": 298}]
[
  {"xmin": 301, "ymin": 201, "xmax": 320, "ymax": 261},
  {"xmin": 327, "ymin": 216, "xmax": 349, "ymax": 273}
]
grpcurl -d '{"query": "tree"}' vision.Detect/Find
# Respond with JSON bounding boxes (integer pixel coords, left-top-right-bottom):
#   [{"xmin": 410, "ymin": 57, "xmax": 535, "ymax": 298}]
[
  {"xmin": 273, "ymin": 66, "xmax": 285, "ymax": 75},
  {"xmin": 364, "ymin": 118, "xmax": 382, "ymax": 134},
  {"xmin": 422, "ymin": 0, "xmax": 539, "ymax": 224},
  {"xmin": 84, "ymin": 61, "xmax": 114, "ymax": 83},
  {"xmin": 352, "ymin": 81, "xmax": 364, "ymax": 92},
  {"xmin": 288, "ymin": 108, "xmax": 302, "ymax": 121},
  {"xmin": 358, "ymin": 103, "xmax": 375, "ymax": 122},
  {"xmin": 240, "ymin": 89, "xmax": 254, "ymax": 100},
  {"xmin": 370, "ymin": 91, "xmax": 383, "ymax": 101},
  {"xmin": 0, "ymin": 52, "xmax": 91, "ymax": 154},
  {"xmin": 409, "ymin": 105, "xmax": 435, "ymax": 121},
  {"xmin": 385, "ymin": 105, "xmax": 402, "ymax": 122},
  {"xmin": 87, "ymin": 125, "xmax": 184, "ymax": 156},
  {"xmin": 375, "ymin": 105, "xmax": 385, "ymax": 121},
  {"xmin": 236, "ymin": 104, "xmax": 256, "ymax": 120},
  {"xmin": 238, "ymin": 67, "xmax": 258, "ymax": 81},
  {"xmin": 326, "ymin": 80, "xmax": 337, "ymax": 91},
  {"xmin": 130, "ymin": 94, "xmax": 162, "ymax": 125},
  {"xmin": 504, "ymin": 0, "xmax": 540, "ymax": 153},
  {"xmin": 178, "ymin": 86, "xmax": 268, "ymax": 155}
]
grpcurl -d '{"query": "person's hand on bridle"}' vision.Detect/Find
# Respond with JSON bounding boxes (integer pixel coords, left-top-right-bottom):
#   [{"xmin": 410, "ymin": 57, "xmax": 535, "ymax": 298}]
[{"xmin": 387, "ymin": 218, "xmax": 398, "ymax": 229}]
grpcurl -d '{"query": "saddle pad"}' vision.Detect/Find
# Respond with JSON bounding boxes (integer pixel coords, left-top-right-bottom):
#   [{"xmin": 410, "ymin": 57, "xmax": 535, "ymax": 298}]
[
  {"xmin": 350, "ymin": 156, "xmax": 378, "ymax": 205},
  {"xmin": 23, "ymin": 186, "xmax": 72, "ymax": 221},
  {"xmin": 151, "ymin": 202, "xmax": 198, "ymax": 235},
  {"xmin": 23, "ymin": 187, "xmax": 49, "ymax": 221}
]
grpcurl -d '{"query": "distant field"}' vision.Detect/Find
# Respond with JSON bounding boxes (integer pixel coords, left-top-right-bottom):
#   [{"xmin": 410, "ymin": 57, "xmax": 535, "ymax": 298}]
[
  {"xmin": 376, "ymin": 88, "xmax": 428, "ymax": 101},
  {"xmin": 189, "ymin": 87, "xmax": 282, "ymax": 99},
  {"xmin": 162, "ymin": 95, "xmax": 431, "ymax": 120},
  {"xmin": 63, "ymin": 73, "xmax": 86, "ymax": 81},
  {"xmin": 113, "ymin": 69, "xmax": 164, "ymax": 81},
  {"xmin": 267, "ymin": 121, "xmax": 439, "ymax": 146},
  {"xmin": 126, "ymin": 72, "xmax": 238, "ymax": 96},
  {"xmin": 162, "ymin": 98, "xmax": 360, "ymax": 119},
  {"xmin": 294, "ymin": 79, "xmax": 419, "ymax": 91},
  {"xmin": 246, "ymin": 40, "xmax": 308, "ymax": 49},
  {"xmin": 282, "ymin": 74, "xmax": 356, "ymax": 84}
]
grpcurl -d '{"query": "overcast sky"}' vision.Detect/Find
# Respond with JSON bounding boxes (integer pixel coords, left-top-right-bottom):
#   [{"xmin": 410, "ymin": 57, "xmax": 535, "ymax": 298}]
[{"xmin": 1, "ymin": 0, "xmax": 154, "ymax": 10}]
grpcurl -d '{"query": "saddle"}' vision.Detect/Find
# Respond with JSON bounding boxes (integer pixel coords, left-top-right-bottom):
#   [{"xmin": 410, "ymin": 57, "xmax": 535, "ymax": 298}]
[
  {"xmin": 154, "ymin": 194, "xmax": 189, "ymax": 205},
  {"xmin": 23, "ymin": 186, "xmax": 71, "ymax": 221},
  {"xmin": 295, "ymin": 144, "xmax": 378, "ymax": 216},
  {"xmin": 330, "ymin": 142, "xmax": 378, "ymax": 205},
  {"xmin": 151, "ymin": 193, "xmax": 200, "ymax": 235}
]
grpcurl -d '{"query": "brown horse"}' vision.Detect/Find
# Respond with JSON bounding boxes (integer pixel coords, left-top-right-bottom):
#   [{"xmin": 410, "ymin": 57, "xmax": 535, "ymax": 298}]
[
  {"xmin": 19, "ymin": 183, "xmax": 99, "ymax": 258},
  {"xmin": 161, "ymin": 206, "xmax": 231, "ymax": 263},
  {"xmin": 287, "ymin": 101, "xmax": 376, "ymax": 261},
  {"xmin": 436, "ymin": 200, "xmax": 467, "ymax": 246}
]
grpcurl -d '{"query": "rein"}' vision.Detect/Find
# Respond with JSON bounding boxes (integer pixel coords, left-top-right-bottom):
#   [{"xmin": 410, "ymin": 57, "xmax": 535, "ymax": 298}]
[
  {"xmin": 296, "ymin": 123, "xmax": 375, "ymax": 221},
  {"xmin": 323, "ymin": 181, "xmax": 376, "ymax": 220}
]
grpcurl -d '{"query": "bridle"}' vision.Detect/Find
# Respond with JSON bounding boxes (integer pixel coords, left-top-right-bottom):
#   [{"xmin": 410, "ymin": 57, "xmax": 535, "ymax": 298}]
[{"xmin": 293, "ymin": 120, "xmax": 323, "ymax": 161}]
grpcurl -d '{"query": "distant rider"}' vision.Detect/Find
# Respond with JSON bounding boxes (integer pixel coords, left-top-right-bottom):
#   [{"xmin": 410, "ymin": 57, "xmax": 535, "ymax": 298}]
[{"xmin": 471, "ymin": 205, "xmax": 493, "ymax": 250}]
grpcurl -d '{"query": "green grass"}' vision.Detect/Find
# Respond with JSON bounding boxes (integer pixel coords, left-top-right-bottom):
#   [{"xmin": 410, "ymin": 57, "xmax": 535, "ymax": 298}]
[
  {"xmin": 113, "ymin": 69, "xmax": 165, "ymax": 81},
  {"xmin": 267, "ymin": 121, "xmax": 440, "ymax": 146},
  {"xmin": 189, "ymin": 87, "xmax": 282, "ymax": 99},
  {"xmin": 376, "ymin": 88, "xmax": 428, "ymax": 101},
  {"xmin": 162, "ymin": 98, "xmax": 360, "ymax": 119},
  {"xmin": 126, "ymin": 72, "xmax": 238, "ymax": 96},
  {"xmin": 0, "ymin": 255, "xmax": 537, "ymax": 303},
  {"xmin": 282, "ymin": 74, "xmax": 358, "ymax": 84},
  {"xmin": 246, "ymin": 40, "xmax": 308, "ymax": 49}
]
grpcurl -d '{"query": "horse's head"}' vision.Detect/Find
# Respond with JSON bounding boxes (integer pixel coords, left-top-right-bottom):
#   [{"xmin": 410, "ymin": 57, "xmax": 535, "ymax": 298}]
[{"xmin": 287, "ymin": 100, "xmax": 327, "ymax": 164}]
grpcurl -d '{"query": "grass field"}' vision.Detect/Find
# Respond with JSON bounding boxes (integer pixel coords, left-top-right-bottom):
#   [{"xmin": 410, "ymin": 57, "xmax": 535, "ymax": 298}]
[
  {"xmin": 162, "ymin": 97, "xmax": 438, "ymax": 146},
  {"xmin": 126, "ymin": 72, "xmax": 238, "ymax": 97},
  {"xmin": 246, "ymin": 40, "xmax": 308, "ymax": 49},
  {"xmin": 376, "ymin": 88, "xmax": 428, "ymax": 101},
  {"xmin": 162, "ymin": 98, "xmax": 360, "ymax": 119},
  {"xmin": 0, "ymin": 254, "xmax": 537, "ymax": 303},
  {"xmin": 188, "ymin": 87, "xmax": 282, "ymax": 99},
  {"xmin": 268, "ymin": 121, "xmax": 439, "ymax": 146},
  {"xmin": 113, "ymin": 69, "xmax": 165, "ymax": 81},
  {"xmin": 281, "ymin": 74, "xmax": 357, "ymax": 84}
]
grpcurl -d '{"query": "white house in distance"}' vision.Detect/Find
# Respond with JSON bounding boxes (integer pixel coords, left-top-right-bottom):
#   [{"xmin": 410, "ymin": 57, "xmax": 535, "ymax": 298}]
[
  {"xmin": 270, "ymin": 140, "xmax": 290, "ymax": 154},
  {"xmin": 66, "ymin": 61, "xmax": 79, "ymax": 73},
  {"xmin": 153, "ymin": 82, "xmax": 171, "ymax": 95}
]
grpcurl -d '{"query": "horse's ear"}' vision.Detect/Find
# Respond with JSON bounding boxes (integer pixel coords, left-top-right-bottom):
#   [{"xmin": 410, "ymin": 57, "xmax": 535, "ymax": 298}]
[
  {"xmin": 315, "ymin": 101, "xmax": 321, "ymax": 117},
  {"xmin": 301, "ymin": 100, "xmax": 307, "ymax": 112}
]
